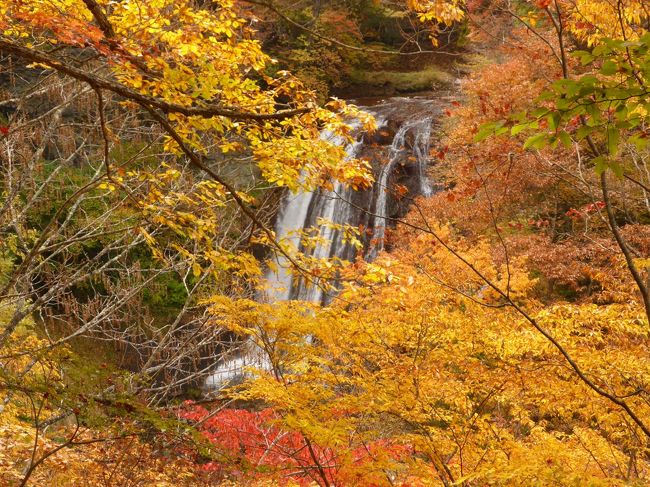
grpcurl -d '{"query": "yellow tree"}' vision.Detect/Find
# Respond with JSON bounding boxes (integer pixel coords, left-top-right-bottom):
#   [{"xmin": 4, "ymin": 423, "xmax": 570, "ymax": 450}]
[
  {"xmin": 0, "ymin": 0, "xmax": 468, "ymax": 483},
  {"xmin": 214, "ymin": 226, "xmax": 650, "ymax": 484}
]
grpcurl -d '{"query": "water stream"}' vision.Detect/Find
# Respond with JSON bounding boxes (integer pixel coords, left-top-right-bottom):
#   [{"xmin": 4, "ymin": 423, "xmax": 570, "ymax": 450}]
[
  {"xmin": 206, "ymin": 96, "xmax": 438, "ymax": 389},
  {"xmin": 366, "ymin": 117, "xmax": 433, "ymax": 260},
  {"xmin": 265, "ymin": 127, "xmax": 364, "ymax": 304}
]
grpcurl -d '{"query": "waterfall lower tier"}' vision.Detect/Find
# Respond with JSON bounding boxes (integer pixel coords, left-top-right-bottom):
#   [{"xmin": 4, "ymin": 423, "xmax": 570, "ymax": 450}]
[
  {"xmin": 264, "ymin": 130, "xmax": 363, "ymax": 304},
  {"xmin": 263, "ymin": 187, "xmax": 315, "ymax": 302}
]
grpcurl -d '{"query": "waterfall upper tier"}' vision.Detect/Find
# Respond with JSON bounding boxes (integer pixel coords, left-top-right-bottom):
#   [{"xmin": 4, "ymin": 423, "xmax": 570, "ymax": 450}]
[{"xmin": 268, "ymin": 96, "xmax": 441, "ymax": 292}]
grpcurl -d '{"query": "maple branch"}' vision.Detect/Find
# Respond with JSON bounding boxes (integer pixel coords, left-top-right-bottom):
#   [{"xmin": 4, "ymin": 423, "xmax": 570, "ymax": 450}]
[
  {"xmin": 471, "ymin": 155, "xmax": 512, "ymax": 297},
  {"xmin": 23, "ymin": 391, "xmax": 47, "ymax": 487},
  {"xmin": 413, "ymin": 210, "xmax": 650, "ymax": 440},
  {"xmin": 20, "ymin": 420, "xmax": 80, "ymax": 487},
  {"xmin": 416, "ymin": 262, "xmax": 510, "ymax": 309},
  {"xmin": 624, "ymin": 173, "xmax": 650, "ymax": 194},
  {"xmin": 549, "ymin": 0, "xmax": 569, "ymax": 79},
  {"xmin": 141, "ymin": 106, "xmax": 316, "ymax": 280},
  {"xmin": 546, "ymin": 6, "xmax": 650, "ymax": 325},
  {"xmin": 0, "ymin": 35, "xmax": 327, "ymax": 304},
  {"xmin": 0, "ymin": 38, "xmax": 310, "ymax": 121},
  {"xmin": 600, "ymin": 171, "xmax": 650, "ymax": 322},
  {"xmin": 338, "ymin": 189, "xmax": 650, "ymax": 440},
  {"xmin": 615, "ymin": 0, "xmax": 646, "ymax": 89},
  {"xmin": 303, "ymin": 437, "xmax": 332, "ymax": 487},
  {"xmin": 576, "ymin": 112, "xmax": 650, "ymax": 325},
  {"xmin": 19, "ymin": 407, "xmax": 136, "ymax": 487},
  {"xmin": 499, "ymin": 8, "xmax": 562, "ymax": 68},
  {"xmin": 94, "ymin": 87, "xmax": 111, "ymax": 180},
  {"xmin": 81, "ymin": 0, "xmax": 115, "ymax": 39}
]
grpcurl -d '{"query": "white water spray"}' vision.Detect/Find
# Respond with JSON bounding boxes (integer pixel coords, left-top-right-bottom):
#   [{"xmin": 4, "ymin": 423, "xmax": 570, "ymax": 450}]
[{"xmin": 206, "ymin": 102, "xmax": 436, "ymax": 389}]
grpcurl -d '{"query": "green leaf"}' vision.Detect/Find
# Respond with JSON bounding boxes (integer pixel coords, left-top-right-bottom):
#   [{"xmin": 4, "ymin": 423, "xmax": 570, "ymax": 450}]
[
  {"xmin": 474, "ymin": 121, "xmax": 504, "ymax": 142},
  {"xmin": 578, "ymin": 84, "xmax": 596, "ymax": 97},
  {"xmin": 629, "ymin": 134, "xmax": 649, "ymax": 150},
  {"xmin": 558, "ymin": 131, "xmax": 572, "ymax": 147},
  {"xmin": 576, "ymin": 126, "xmax": 592, "ymax": 140},
  {"xmin": 580, "ymin": 75, "xmax": 599, "ymax": 86},
  {"xmin": 614, "ymin": 104, "xmax": 629, "ymax": 121},
  {"xmin": 609, "ymin": 160, "xmax": 624, "ymax": 178},
  {"xmin": 566, "ymin": 81, "xmax": 581, "ymax": 97},
  {"xmin": 511, "ymin": 123, "xmax": 530, "ymax": 136},
  {"xmin": 511, "ymin": 111, "xmax": 527, "ymax": 123},
  {"xmin": 592, "ymin": 156, "xmax": 608, "ymax": 176},
  {"xmin": 571, "ymin": 50, "xmax": 594, "ymax": 65},
  {"xmin": 592, "ymin": 44, "xmax": 607, "ymax": 56},
  {"xmin": 627, "ymin": 115, "xmax": 641, "ymax": 129},
  {"xmin": 531, "ymin": 108, "xmax": 549, "ymax": 118},
  {"xmin": 606, "ymin": 126, "xmax": 620, "ymax": 155},
  {"xmin": 523, "ymin": 133, "xmax": 547, "ymax": 150},
  {"xmin": 601, "ymin": 60, "xmax": 618, "ymax": 75},
  {"xmin": 547, "ymin": 112, "xmax": 561, "ymax": 131},
  {"xmin": 585, "ymin": 103, "xmax": 601, "ymax": 121}
]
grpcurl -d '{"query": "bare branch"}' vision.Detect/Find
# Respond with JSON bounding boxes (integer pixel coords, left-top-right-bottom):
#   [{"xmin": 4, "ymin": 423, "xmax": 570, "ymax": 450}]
[{"xmin": 0, "ymin": 38, "xmax": 310, "ymax": 121}]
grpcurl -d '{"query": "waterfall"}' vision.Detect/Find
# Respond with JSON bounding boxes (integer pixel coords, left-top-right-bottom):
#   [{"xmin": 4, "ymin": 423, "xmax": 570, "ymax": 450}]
[
  {"xmin": 265, "ymin": 132, "xmax": 363, "ymax": 304},
  {"xmin": 366, "ymin": 117, "xmax": 433, "ymax": 260},
  {"xmin": 263, "ymin": 186, "xmax": 315, "ymax": 302},
  {"xmin": 294, "ymin": 181, "xmax": 348, "ymax": 303},
  {"xmin": 206, "ymin": 99, "xmax": 436, "ymax": 390},
  {"xmin": 206, "ymin": 127, "xmax": 363, "ymax": 388},
  {"xmin": 414, "ymin": 118, "xmax": 433, "ymax": 197}
]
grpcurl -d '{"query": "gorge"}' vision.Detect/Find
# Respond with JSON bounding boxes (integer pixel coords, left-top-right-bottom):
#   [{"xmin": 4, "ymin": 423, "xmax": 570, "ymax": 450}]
[{"xmin": 207, "ymin": 95, "xmax": 443, "ymax": 388}]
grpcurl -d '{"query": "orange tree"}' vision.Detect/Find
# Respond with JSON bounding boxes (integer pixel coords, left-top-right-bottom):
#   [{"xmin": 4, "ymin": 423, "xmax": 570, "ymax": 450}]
[{"xmin": 198, "ymin": 0, "xmax": 650, "ymax": 485}]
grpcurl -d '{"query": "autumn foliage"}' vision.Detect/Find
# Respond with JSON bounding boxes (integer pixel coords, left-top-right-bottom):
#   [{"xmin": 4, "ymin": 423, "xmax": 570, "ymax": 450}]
[
  {"xmin": 179, "ymin": 403, "xmax": 413, "ymax": 485},
  {"xmin": 2, "ymin": 0, "xmax": 650, "ymax": 485}
]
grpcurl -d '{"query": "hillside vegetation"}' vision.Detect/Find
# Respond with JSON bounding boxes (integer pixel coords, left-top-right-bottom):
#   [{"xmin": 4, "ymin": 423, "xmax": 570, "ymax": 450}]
[{"xmin": 1, "ymin": 0, "xmax": 650, "ymax": 485}]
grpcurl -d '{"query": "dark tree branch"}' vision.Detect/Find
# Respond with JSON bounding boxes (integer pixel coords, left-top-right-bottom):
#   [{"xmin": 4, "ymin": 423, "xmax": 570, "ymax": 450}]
[
  {"xmin": 82, "ymin": 0, "xmax": 115, "ymax": 39},
  {"xmin": 600, "ymin": 171, "xmax": 650, "ymax": 323},
  {"xmin": 0, "ymin": 38, "xmax": 310, "ymax": 121}
]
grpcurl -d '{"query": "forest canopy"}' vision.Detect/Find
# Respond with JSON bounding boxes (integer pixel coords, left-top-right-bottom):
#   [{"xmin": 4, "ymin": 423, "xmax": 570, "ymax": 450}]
[{"xmin": 1, "ymin": 0, "xmax": 650, "ymax": 485}]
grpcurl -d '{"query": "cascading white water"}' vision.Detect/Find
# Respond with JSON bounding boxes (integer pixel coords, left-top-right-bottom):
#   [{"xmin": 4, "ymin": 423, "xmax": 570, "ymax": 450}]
[
  {"xmin": 204, "ymin": 354, "xmax": 263, "ymax": 389},
  {"xmin": 206, "ymin": 100, "xmax": 436, "ymax": 389},
  {"xmin": 366, "ymin": 118, "xmax": 433, "ymax": 260},
  {"xmin": 295, "ymin": 181, "xmax": 345, "ymax": 303},
  {"xmin": 414, "ymin": 118, "xmax": 434, "ymax": 197},
  {"xmin": 266, "ymin": 132, "xmax": 363, "ymax": 303},
  {"xmin": 264, "ymin": 186, "xmax": 316, "ymax": 302},
  {"xmin": 206, "ymin": 127, "xmax": 364, "ymax": 388}
]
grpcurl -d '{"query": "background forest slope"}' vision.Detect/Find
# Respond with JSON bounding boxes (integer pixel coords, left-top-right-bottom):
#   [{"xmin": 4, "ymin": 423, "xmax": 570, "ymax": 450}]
[{"xmin": 1, "ymin": 0, "xmax": 650, "ymax": 485}]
